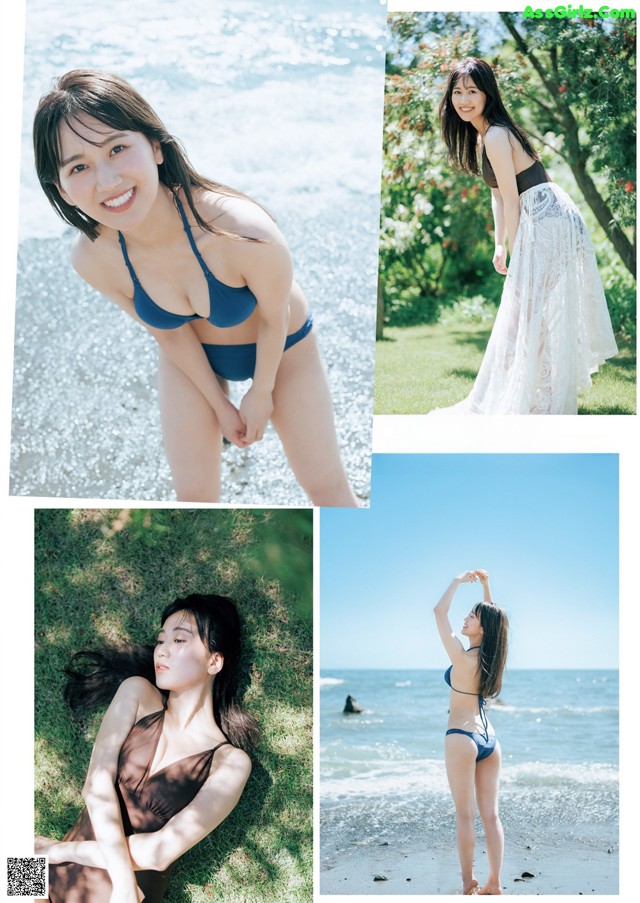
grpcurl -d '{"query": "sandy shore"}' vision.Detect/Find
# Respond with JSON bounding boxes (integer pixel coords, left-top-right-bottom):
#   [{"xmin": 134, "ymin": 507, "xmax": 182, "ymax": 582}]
[{"xmin": 321, "ymin": 825, "xmax": 618, "ymax": 895}]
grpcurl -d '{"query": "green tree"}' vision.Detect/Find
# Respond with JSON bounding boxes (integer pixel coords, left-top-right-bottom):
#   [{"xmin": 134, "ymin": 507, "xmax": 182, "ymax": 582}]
[
  {"xmin": 378, "ymin": 13, "xmax": 636, "ymax": 337},
  {"xmin": 499, "ymin": 12, "xmax": 636, "ymax": 276}
]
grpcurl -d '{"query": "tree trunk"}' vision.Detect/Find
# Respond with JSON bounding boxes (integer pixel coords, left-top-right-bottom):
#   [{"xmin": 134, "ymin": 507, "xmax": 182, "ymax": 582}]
[{"xmin": 500, "ymin": 13, "xmax": 636, "ymax": 277}]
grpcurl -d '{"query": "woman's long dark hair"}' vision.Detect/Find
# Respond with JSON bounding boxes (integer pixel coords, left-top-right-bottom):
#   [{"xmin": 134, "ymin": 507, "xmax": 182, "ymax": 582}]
[
  {"xmin": 33, "ymin": 69, "xmax": 270, "ymax": 242},
  {"xmin": 64, "ymin": 593, "xmax": 260, "ymax": 752},
  {"xmin": 472, "ymin": 601, "xmax": 509, "ymax": 699},
  {"xmin": 439, "ymin": 57, "xmax": 539, "ymax": 175}
]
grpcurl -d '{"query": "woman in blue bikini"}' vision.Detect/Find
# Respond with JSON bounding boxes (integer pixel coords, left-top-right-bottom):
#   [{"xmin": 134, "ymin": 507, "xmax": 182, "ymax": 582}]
[
  {"xmin": 33, "ymin": 70, "xmax": 357, "ymax": 505},
  {"xmin": 434, "ymin": 569, "xmax": 509, "ymax": 895}
]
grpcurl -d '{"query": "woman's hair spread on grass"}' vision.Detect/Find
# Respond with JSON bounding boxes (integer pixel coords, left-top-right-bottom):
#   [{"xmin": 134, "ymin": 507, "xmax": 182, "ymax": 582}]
[
  {"xmin": 439, "ymin": 57, "xmax": 539, "ymax": 175},
  {"xmin": 472, "ymin": 601, "xmax": 509, "ymax": 698},
  {"xmin": 64, "ymin": 593, "xmax": 260, "ymax": 752},
  {"xmin": 33, "ymin": 69, "xmax": 269, "ymax": 242}
]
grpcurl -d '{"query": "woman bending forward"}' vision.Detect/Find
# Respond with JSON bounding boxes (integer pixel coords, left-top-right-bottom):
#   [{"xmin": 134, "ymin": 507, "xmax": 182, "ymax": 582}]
[
  {"xmin": 431, "ymin": 58, "xmax": 618, "ymax": 414},
  {"xmin": 33, "ymin": 70, "xmax": 358, "ymax": 504}
]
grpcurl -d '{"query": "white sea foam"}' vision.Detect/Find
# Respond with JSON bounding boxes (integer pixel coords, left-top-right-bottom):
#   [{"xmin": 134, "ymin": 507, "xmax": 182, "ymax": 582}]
[{"xmin": 320, "ymin": 677, "xmax": 345, "ymax": 687}]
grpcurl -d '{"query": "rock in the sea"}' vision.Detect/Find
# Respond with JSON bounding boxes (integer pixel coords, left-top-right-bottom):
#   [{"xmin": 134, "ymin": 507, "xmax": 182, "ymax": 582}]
[
  {"xmin": 373, "ymin": 875, "xmax": 388, "ymax": 882},
  {"xmin": 343, "ymin": 694, "xmax": 363, "ymax": 714}
]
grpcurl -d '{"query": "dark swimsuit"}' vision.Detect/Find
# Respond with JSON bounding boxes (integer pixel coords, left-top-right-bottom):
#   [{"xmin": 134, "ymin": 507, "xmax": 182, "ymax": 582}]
[
  {"xmin": 481, "ymin": 145, "xmax": 550, "ymax": 194},
  {"xmin": 48, "ymin": 708, "xmax": 231, "ymax": 902},
  {"xmin": 444, "ymin": 647, "xmax": 496, "ymax": 762},
  {"xmin": 117, "ymin": 196, "xmax": 313, "ymax": 381}
]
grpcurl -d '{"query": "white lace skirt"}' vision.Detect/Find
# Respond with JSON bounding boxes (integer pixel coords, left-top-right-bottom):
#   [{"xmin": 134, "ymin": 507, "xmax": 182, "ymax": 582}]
[{"xmin": 430, "ymin": 182, "xmax": 618, "ymax": 414}]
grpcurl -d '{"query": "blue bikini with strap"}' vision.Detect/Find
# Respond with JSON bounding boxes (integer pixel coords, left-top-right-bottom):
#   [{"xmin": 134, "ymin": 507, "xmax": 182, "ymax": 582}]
[
  {"xmin": 444, "ymin": 647, "xmax": 496, "ymax": 762},
  {"xmin": 117, "ymin": 195, "xmax": 313, "ymax": 381}
]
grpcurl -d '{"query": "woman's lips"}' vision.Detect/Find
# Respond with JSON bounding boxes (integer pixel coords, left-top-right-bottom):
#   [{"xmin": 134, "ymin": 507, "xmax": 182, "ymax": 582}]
[
  {"xmin": 101, "ymin": 187, "xmax": 136, "ymax": 211},
  {"xmin": 155, "ymin": 663, "xmax": 169, "ymax": 671}
]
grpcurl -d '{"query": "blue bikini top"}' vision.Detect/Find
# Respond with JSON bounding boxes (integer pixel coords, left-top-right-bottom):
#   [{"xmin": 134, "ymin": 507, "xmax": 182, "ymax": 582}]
[
  {"xmin": 117, "ymin": 196, "xmax": 258, "ymax": 330},
  {"xmin": 445, "ymin": 646, "xmax": 488, "ymax": 735},
  {"xmin": 444, "ymin": 647, "xmax": 484, "ymax": 697}
]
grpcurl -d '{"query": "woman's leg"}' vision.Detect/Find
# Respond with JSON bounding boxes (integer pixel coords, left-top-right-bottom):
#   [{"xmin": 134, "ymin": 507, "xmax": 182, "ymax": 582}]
[
  {"xmin": 475, "ymin": 741, "xmax": 503, "ymax": 894},
  {"xmin": 157, "ymin": 350, "xmax": 223, "ymax": 502},
  {"xmin": 270, "ymin": 333, "xmax": 358, "ymax": 507},
  {"xmin": 445, "ymin": 733, "xmax": 479, "ymax": 894}
]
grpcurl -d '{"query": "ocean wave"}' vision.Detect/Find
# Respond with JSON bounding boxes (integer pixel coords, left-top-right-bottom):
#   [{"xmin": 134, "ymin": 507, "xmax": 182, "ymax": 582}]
[
  {"xmin": 320, "ymin": 677, "xmax": 345, "ymax": 687},
  {"xmin": 495, "ymin": 702, "xmax": 618, "ymax": 716}
]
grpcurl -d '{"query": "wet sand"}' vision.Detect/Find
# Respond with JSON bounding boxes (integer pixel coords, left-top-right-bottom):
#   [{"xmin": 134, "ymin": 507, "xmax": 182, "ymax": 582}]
[{"xmin": 321, "ymin": 823, "xmax": 618, "ymax": 895}]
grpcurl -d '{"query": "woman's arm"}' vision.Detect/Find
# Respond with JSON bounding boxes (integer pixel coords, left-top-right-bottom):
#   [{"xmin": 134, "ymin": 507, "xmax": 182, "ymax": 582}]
[
  {"xmin": 475, "ymin": 569, "xmax": 493, "ymax": 603},
  {"xmin": 484, "ymin": 128, "xmax": 520, "ymax": 263},
  {"xmin": 76, "ymin": 676, "xmax": 156, "ymax": 902},
  {"xmin": 237, "ymin": 240, "xmax": 294, "ymax": 443},
  {"xmin": 490, "ymin": 189, "xmax": 508, "ymax": 276},
  {"xmin": 433, "ymin": 572, "xmax": 477, "ymax": 662},
  {"xmin": 70, "ymin": 238, "xmax": 249, "ymax": 448},
  {"xmin": 42, "ymin": 746, "xmax": 252, "ymax": 874}
]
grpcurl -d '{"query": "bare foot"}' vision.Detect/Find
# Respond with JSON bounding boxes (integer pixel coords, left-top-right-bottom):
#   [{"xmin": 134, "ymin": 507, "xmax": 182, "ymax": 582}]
[
  {"xmin": 478, "ymin": 882, "xmax": 502, "ymax": 895},
  {"xmin": 463, "ymin": 878, "xmax": 479, "ymax": 894}
]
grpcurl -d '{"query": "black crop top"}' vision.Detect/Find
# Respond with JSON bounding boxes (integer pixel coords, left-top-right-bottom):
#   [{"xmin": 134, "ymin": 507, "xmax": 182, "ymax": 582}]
[{"xmin": 481, "ymin": 146, "xmax": 550, "ymax": 194}]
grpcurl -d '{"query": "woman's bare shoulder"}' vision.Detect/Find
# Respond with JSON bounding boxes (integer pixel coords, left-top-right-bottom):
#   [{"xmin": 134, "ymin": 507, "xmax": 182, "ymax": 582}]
[
  {"xmin": 117, "ymin": 675, "xmax": 165, "ymax": 715},
  {"xmin": 198, "ymin": 190, "xmax": 286, "ymax": 244},
  {"xmin": 215, "ymin": 743, "xmax": 253, "ymax": 781},
  {"xmin": 70, "ymin": 230, "xmax": 132, "ymax": 305},
  {"xmin": 484, "ymin": 125, "xmax": 512, "ymax": 151}
]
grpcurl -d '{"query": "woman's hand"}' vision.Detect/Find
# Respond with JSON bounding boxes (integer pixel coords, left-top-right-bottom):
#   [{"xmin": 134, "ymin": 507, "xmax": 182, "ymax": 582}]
[
  {"xmin": 474, "ymin": 568, "xmax": 494, "ymax": 603},
  {"xmin": 455, "ymin": 570, "xmax": 478, "ymax": 584},
  {"xmin": 493, "ymin": 245, "xmax": 508, "ymax": 275},
  {"xmin": 216, "ymin": 399, "xmax": 250, "ymax": 448},
  {"xmin": 239, "ymin": 386, "xmax": 274, "ymax": 445}
]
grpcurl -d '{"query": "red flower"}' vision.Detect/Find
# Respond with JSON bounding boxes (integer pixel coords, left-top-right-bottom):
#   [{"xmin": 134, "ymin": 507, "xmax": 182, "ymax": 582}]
[
  {"xmin": 559, "ymin": 85, "xmax": 567, "ymax": 94},
  {"xmin": 624, "ymin": 181, "xmax": 634, "ymax": 193}
]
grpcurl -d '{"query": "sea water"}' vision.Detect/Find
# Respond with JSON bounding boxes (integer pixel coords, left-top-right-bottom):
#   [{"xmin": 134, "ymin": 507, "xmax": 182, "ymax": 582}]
[
  {"xmin": 321, "ymin": 669, "xmax": 618, "ymax": 850},
  {"xmin": 11, "ymin": 0, "xmax": 385, "ymax": 502}
]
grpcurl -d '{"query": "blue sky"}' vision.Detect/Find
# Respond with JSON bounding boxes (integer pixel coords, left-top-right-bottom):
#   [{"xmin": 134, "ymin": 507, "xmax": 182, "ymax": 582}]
[{"xmin": 321, "ymin": 454, "xmax": 618, "ymax": 670}]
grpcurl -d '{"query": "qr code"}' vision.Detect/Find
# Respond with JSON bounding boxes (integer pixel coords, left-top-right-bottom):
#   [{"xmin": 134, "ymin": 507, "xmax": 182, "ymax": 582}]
[{"xmin": 6, "ymin": 857, "xmax": 47, "ymax": 897}]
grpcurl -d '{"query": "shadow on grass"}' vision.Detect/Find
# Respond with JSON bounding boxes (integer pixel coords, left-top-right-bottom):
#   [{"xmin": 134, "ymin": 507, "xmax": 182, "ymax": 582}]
[
  {"xmin": 448, "ymin": 368, "xmax": 478, "ymax": 381},
  {"xmin": 579, "ymin": 404, "xmax": 635, "ymax": 415},
  {"xmin": 35, "ymin": 508, "xmax": 312, "ymax": 901},
  {"xmin": 601, "ymin": 352, "xmax": 636, "ymax": 383},
  {"xmin": 447, "ymin": 327, "xmax": 493, "ymax": 351}
]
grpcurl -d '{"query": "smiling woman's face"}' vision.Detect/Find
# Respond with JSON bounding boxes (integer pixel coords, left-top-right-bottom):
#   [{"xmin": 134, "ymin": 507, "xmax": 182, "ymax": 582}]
[
  {"xmin": 461, "ymin": 609, "xmax": 483, "ymax": 637},
  {"xmin": 450, "ymin": 76, "xmax": 487, "ymax": 122},
  {"xmin": 56, "ymin": 114, "xmax": 163, "ymax": 229},
  {"xmin": 154, "ymin": 611, "xmax": 221, "ymax": 692}
]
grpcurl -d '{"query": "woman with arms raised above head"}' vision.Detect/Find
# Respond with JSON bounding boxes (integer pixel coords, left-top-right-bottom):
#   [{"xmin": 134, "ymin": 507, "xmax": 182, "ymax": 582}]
[{"xmin": 434, "ymin": 570, "xmax": 509, "ymax": 894}]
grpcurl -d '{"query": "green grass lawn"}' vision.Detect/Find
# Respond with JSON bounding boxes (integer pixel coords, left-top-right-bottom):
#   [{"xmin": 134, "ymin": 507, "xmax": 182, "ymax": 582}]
[
  {"xmin": 375, "ymin": 320, "xmax": 636, "ymax": 415},
  {"xmin": 35, "ymin": 508, "xmax": 312, "ymax": 903}
]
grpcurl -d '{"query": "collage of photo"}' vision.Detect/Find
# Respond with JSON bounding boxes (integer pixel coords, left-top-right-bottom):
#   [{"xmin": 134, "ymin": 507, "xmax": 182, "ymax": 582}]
[{"xmin": 0, "ymin": 0, "xmax": 633, "ymax": 900}]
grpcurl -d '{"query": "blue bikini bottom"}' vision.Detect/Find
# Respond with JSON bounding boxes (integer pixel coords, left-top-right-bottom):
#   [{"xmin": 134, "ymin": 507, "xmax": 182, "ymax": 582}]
[
  {"xmin": 446, "ymin": 728, "xmax": 497, "ymax": 762},
  {"xmin": 201, "ymin": 315, "xmax": 313, "ymax": 382}
]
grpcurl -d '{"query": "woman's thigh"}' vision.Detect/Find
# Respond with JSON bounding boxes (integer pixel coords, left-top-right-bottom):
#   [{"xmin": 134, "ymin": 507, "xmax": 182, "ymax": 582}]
[
  {"xmin": 445, "ymin": 733, "xmax": 478, "ymax": 815},
  {"xmin": 157, "ymin": 350, "xmax": 223, "ymax": 502},
  {"xmin": 475, "ymin": 739, "xmax": 502, "ymax": 819},
  {"xmin": 270, "ymin": 332, "xmax": 356, "ymax": 506}
]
